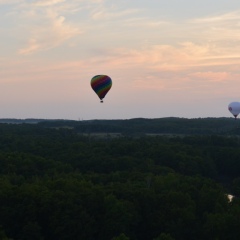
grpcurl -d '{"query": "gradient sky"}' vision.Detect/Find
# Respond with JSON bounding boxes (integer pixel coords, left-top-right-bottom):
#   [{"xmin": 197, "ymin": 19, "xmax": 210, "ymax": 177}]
[{"xmin": 1, "ymin": 0, "xmax": 240, "ymax": 120}]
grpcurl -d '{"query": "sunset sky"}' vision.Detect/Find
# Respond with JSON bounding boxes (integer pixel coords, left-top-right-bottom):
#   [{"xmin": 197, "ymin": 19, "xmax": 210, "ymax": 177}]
[{"xmin": 1, "ymin": 0, "xmax": 240, "ymax": 120}]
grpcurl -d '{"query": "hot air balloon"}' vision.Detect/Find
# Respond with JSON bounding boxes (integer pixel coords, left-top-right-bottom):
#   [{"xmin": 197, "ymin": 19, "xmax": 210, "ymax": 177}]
[
  {"xmin": 90, "ymin": 75, "xmax": 112, "ymax": 103},
  {"xmin": 228, "ymin": 102, "xmax": 240, "ymax": 119}
]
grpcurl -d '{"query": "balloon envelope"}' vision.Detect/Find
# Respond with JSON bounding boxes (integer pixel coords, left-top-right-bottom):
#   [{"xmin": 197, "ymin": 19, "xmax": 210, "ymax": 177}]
[
  {"xmin": 90, "ymin": 75, "xmax": 112, "ymax": 102},
  {"xmin": 228, "ymin": 102, "xmax": 240, "ymax": 118}
]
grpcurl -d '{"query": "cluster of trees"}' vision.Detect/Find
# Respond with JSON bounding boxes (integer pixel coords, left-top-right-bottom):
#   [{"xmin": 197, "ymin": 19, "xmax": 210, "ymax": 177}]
[
  {"xmin": 0, "ymin": 121, "xmax": 240, "ymax": 239},
  {"xmin": 1, "ymin": 117, "xmax": 240, "ymax": 134},
  {"xmin": 38, "ymin": 117, "xmax": 240, "ymax": 135}
]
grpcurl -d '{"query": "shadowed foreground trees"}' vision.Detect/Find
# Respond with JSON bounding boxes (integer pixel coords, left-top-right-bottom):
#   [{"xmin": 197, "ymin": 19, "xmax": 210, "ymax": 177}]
[{"xmin": 0, "ymin": 123, "xmax": 240, "ymax": 239}]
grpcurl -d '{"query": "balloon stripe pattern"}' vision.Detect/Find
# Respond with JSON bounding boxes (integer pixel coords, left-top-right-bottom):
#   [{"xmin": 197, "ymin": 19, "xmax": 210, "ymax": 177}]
[{"xmin": 91, "ymin": 75, "xmax": 112, "ymax": 101}]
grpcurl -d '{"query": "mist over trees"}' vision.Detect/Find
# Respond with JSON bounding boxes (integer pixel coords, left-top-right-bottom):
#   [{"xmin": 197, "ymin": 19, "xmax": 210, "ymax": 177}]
[{"xmin": 1, "ymin": 118, "xmax": 240, "ymax": 239}]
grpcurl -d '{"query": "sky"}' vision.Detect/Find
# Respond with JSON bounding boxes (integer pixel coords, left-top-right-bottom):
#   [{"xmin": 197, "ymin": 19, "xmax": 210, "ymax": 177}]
[{"xmin": 1, "ymin": 0, "xmax": 240, "ymax": 120}]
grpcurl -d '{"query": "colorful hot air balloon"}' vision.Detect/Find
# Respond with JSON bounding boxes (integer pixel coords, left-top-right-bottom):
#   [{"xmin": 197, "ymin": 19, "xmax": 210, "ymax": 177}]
[
  {"xmin": 228, "ymin": 102, "xmax": 240, "ymax": 119},
  {"xmin": 90, "ymin": 75, "xmax": 112, "ymax": 103}
]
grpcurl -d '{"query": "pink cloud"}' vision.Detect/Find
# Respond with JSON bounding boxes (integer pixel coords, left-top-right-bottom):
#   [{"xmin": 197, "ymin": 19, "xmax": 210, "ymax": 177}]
[{"xmin": 189, "ymin": 72, "xmax": 230, "ymax": 82}]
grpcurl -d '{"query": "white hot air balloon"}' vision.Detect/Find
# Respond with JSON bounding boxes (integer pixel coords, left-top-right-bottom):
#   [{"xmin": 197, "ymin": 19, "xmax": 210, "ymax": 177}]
[{"xmin": 228, "ymin": 102, "xmax": 240, "ymax": 119}]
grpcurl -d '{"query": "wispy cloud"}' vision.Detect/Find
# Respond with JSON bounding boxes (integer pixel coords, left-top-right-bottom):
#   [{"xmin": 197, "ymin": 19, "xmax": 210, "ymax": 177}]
[
  {"xmin": 91, "ymin": 7, "xmax": 140, "ymax": 20},
  {"xmin": 193, "ymin": 11, "xmax": 240, "ymax": 23},
  {"xmin": 3, "ymin": 2, "xmax": 240, "ymax": 90},
  {"xmin": 189, "ymin": 71, "xmax": 230, "ymax": 82},
  {"xmin": 17, "ymin": 2, "xmax": 81, "ymax": 55},
  {"xmin": 122, "ymin": 17, "xmax": 170, "ymax": 28},
  {"xmin": 0, "ymin": 0, "xmax": 21, "ymax": 4},
  {"xmin": 91, "ymin": 40, "xmax": 240, "ymax": 73},
  {"xmin": 19, "ymin": 38, "xmax": 40, "ymax": 55},
  {"xmin": 188, "ymin": 11, "xmax": 240, "ymax": 43},
  {"xmin": 33, "ymin": 0, "xmax": 66, "ymax": 7},
  {"xmin": 18, "ymin": 15, "xmax": 80, "ymax": 54}
]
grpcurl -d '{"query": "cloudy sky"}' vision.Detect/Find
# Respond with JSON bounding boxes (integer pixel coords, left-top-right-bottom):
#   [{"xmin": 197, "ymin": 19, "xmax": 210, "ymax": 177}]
[{"xmin": 1, "ymin": 0, "xmax": 240, "ymax": 120}]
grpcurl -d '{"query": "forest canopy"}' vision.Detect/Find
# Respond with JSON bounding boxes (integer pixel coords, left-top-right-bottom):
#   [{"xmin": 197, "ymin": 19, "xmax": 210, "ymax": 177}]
[{"xmin": 0, "ymin": 118, "xmax": 240, "ymax": 240}]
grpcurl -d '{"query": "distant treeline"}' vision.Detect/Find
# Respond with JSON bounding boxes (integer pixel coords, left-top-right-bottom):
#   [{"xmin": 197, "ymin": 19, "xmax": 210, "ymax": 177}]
[
  {"xmin": 37, "ymin": 117, "xmax": 240, "ymax": 135},
  {"xmin": 1, "ymin": 117, "xmax": 240, "ymax": 135},
  {"xmin": 0, "ymin": 121, "xmax": 240, "ymax": 239}
]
